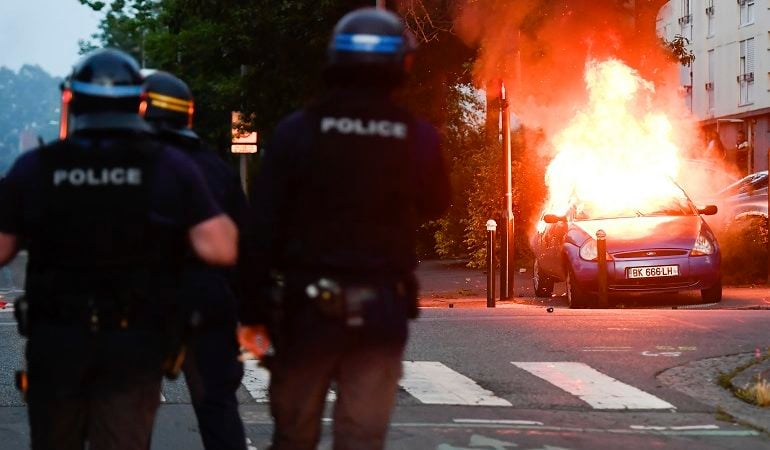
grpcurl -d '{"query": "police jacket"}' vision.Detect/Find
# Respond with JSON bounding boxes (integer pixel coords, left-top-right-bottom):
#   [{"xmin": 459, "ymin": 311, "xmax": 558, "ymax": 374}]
[
  {"xmin": 240, "ymin": 87, "xmax": 450, "ymax": 325},
  {"xmin": 160, "ymin": 132, "xmax": 247, "ymax": 328},
  {"xmin": 0, "ymin": 130, "xmax": 222, "ymax": 328}
]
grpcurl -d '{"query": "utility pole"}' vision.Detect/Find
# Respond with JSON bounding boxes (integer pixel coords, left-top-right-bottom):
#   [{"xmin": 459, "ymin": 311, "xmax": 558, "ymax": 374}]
[{"xmin": 500, "ymin": 81, "xmax": 515, "ymax": 300}]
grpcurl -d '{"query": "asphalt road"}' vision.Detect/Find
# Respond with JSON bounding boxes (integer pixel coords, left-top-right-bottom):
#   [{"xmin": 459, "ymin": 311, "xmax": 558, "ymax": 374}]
[{"xmin": 1, "ymin": 304, "xmax": 770, "ymax": 449}]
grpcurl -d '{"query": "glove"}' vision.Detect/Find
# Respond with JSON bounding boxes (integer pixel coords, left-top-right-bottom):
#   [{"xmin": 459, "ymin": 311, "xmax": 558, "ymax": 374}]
[{"xmin": 237, "ymin": 324, "xmax": 271, "ymax": 359}]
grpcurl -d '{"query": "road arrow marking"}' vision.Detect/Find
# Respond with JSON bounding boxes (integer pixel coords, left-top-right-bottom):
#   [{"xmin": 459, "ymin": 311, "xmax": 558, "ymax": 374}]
[
  {"xmin": 511, "ymin": 362, "xmax": 675, "ymax": 410},
  {"xmin": 401, "ymin": 361, "xmax": 511, "ymax": 406}
]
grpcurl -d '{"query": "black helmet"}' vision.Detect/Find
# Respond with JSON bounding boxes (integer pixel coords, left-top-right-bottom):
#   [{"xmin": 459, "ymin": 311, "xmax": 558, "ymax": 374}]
[
  {"xmin": 326, "ymin": 8, "xmax": 417, "ymax": 86},
  {"xmin": 140, "ymin": 71, "xmax": 198, "ymax": 140},
  {"xmin": 59, "ymin": 48, "xmax": 150, "ymax": 138}
]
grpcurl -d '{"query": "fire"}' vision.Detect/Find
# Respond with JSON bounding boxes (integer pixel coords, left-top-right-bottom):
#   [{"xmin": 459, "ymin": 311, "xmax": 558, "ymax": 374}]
[{"xmin": 543, "ymin": 59, "xmax": 684, "ymax": 221}]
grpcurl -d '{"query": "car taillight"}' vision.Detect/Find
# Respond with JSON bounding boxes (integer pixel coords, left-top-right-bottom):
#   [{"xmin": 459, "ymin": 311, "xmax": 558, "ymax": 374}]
[
  {"xmin": 690, "ymin": 231, "xmax": 715, "ymax": 256},
  {"xmin": 579, "ymin": 238, "xmax": 613, "ymax": 261}
]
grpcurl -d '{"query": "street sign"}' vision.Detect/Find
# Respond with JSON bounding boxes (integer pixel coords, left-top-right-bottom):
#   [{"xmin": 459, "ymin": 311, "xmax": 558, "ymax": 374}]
[{"xmin": 231, "ymin": 111, "xmax": 258, "ymax": 154}]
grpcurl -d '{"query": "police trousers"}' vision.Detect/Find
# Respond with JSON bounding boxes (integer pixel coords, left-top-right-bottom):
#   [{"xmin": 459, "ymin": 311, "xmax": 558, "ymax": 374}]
[
  {"xmin": 182, "ymin": 325, "xmax": 247, "ymax": 450},
  {"xmin": 267, "ymin": 293, "xmax": 409, "ymax": 450},
  {"xmin": 26, "ymin": 324, "xmax": 165, "ymax": 450}
]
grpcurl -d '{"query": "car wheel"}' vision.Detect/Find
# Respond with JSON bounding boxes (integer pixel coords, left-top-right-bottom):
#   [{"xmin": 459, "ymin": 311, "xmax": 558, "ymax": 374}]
[
  {"xmin": 701, "ymin": 279, "xmax": 723, "ymax": 303},
  {"xmin": 566, "ymin": 269, "xmax": 592, "ymax": 309},
  {"xmin": 533, "ymin": 260, "xmax": 554, "ymax": 298}
]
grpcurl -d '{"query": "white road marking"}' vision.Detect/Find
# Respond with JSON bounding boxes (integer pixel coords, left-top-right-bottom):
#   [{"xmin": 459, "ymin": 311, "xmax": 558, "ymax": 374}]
[
  {"xmin": 581, "ymin": 346, "xmax": 632, "ymax": 352},
  {"xmin": 631, "ymin": 424, "xmax": 719, "ymax": 431},
  {"xmin": 242, "ymin": 360, "xmax": 335, "ymax": 403},
  {"xmin": 242, "ymin": 418, "xmax": 759, "ymax": 437},
  {"xmin": 511, "ymin": 362, "xmax": 675, "ymax": 410},
  {"xmin": 400, "ymin": 361, "xmax": 511, "ymax": 406},
  {"xmin": 453, "ymin": 418, "xmax": 544, "ymax": 426},
  {"xmin": 241, "ymin": 360, "xmax": 270, "ymax": 402},
  {"xmin": 641, "ymin": 351, "xmax": 682, "ymax": 357}
]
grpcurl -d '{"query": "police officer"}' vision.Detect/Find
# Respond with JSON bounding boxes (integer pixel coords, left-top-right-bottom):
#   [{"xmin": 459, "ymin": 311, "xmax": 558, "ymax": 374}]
[
  {"xmin": 0, "ymin": 49, "xmax": 237, "ymax": 450},
  {"xmin": 140, "ymin": 71, "xmax": 248, "ymax": 450},
  {"xmin": 239, "ymin": 8, "xmax": 451, "ymax": 450}
]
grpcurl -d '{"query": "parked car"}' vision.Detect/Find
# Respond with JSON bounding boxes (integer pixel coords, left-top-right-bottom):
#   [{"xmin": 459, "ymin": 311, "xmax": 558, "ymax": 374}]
[
  {"xmin": 677, "ymin": 158, "xmax": 739, "ymax": 200},
  {"xmin": 701, "ymin": 170, "xmax": 767, "ymax": 235},
  {"xmin": 531, "ymin": 182, "xmax": 722, "ymax": 308}
]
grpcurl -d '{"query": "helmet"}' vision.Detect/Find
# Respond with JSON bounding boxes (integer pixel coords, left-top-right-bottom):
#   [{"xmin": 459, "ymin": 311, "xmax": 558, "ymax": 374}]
[
  {"xmin": 59, "ymin": 48, "xmax": 150, "ymax": 138},
  {"xmin": 326, "ymin": 8, "xmax": 417, "ymax": 86},
  {"xmin": 139, "ymin": 71, "xmax": 198, "ymax": 140}
]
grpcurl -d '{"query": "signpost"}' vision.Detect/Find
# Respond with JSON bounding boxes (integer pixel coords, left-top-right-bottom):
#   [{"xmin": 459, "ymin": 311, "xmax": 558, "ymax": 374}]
[{"xmin": 231, "ymin": 111, "xmax": 258, "ymax": 194}]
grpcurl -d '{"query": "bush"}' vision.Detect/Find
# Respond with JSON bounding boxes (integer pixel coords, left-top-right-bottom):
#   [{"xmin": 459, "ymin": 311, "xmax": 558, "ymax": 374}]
[{"xmin": 720, "ymin": 216, "xmax": 769, "ymax": 285}]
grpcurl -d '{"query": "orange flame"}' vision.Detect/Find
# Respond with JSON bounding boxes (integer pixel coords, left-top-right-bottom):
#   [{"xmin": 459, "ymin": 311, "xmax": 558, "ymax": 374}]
[{"xmin": 543, "ymin": 59, "xmax": 684, "ymax": 220}]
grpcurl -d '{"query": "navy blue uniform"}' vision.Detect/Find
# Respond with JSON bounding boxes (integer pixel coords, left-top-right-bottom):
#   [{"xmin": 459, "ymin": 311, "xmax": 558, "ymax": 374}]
[
  {"xmin": 162, "ymin": 134, "xmax": 248, "ymax": 450},
  {"xmin": 0, "ymin": 131, "xmax": 221, "ymax": 450},
  {"xmin": 241, "ymin": 87, "xmax": 450, "ymax": 450}
]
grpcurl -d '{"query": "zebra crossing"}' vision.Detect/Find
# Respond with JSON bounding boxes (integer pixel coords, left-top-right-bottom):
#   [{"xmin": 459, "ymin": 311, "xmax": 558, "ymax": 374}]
[{"xmin": 160, "ymin": 360, "xmax": 675, "ymax": 411}]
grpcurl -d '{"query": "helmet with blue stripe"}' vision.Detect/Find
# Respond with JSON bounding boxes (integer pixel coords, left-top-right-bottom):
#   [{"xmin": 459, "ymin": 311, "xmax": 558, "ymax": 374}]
[
  {"xmin": 59, "ymin": 48, "xmax": 150, "ymax": 137},
  {"xmin": 326, "ymin": 8, "xmax": 417, "ymax": 86}
]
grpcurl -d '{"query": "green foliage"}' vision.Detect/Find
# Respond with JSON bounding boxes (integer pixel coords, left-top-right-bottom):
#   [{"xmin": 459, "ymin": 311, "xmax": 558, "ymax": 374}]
[
  {"xmin": 720, "ymin": 216, "xmax": 768, "ymax": 285},
  {"xmin": 0, "ymin": 66, "xmax": 61, "ymax": 174},
  {"xmin": 662, "ymin": 34, "xmax": 695, "ymax": 66},
  {"xmin": 430, "ymin": 84, "xmax": 547, "ymax": 268},
  {"xmin": 79, "ymin": 0, "xmax": 549, "ymax": 265}
]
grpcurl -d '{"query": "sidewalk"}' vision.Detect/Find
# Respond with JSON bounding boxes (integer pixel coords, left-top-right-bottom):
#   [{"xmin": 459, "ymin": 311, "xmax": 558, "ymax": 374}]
[
  {"xmin": 416, "ymin": 258, "xmax": 770, "ymax": 309},
  {"xmin": 415, "ymin": 259, "xmax": 532, "ymax": 308}
]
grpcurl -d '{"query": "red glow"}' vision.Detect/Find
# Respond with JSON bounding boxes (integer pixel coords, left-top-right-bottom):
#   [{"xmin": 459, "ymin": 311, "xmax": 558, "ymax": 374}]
[
  {"xmin": 188, "ymin": 102, "xmax": 195, "ymax": 129},
  {"xmin": 138, "ymin": 99, "xmax": 148, "ymax": 117},
  {"xmin": 58, "ymin": 89, "xmax": 72, "ymax": 140}
]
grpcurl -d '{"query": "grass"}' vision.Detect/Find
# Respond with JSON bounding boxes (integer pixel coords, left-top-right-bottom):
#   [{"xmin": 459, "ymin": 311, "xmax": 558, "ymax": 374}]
[
  {"xmin": 718, "ymin": 350, "xmax": 770, "ymax": 408},
  {"xmin": 735, "ymin": 378, "xmax": 770, "ymax": 407},
  {"xmin": 715, "ymin": 406, "xmax": 735, "ymax": 423}
]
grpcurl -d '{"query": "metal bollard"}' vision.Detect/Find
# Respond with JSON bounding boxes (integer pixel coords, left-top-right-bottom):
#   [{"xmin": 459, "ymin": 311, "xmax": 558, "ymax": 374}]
[
  {"xmin": 486, "ymin": 219, "xmax": 497, "ymax": 308},
  {"xmin": 596, "ymin": 229, "xmax": 608, "ymax": 307}
]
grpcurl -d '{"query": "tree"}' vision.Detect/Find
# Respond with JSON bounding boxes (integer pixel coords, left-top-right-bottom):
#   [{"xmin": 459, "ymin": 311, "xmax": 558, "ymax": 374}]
[
  {"xmin": 80, "ymin": 0, "xmax": 481, "ymax": 259},
  {"xmin": 0, "ymin": 65, "xmax": 61, "ymax": 174}
]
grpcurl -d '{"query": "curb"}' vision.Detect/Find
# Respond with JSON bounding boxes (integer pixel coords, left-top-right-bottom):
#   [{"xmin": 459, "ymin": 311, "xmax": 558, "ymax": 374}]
[{"xmin": 659, "ymin": 353, "xmax": 770, "ymax": 433}]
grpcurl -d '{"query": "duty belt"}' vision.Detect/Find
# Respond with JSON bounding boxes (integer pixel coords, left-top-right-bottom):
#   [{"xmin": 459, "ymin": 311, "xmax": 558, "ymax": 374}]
[
  {"xmin": 303, "ymin": 277, "xmax": 409, "ymax": 327},
  {"xmin": 28, "ymin": 294, "xmax": 151, "ymax": 332}
]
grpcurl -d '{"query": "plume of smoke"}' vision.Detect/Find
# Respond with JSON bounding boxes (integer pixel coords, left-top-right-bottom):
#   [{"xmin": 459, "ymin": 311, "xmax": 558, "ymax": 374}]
[{"xmin": 450, "ymin": 1, "xmax": 677, "ymax": 133}]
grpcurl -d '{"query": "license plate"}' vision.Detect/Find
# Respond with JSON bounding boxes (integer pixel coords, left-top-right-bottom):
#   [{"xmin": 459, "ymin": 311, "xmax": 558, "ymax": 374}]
[{"xmin": 627, "ymin": 265, "xmax": 679, "ymax": 279}]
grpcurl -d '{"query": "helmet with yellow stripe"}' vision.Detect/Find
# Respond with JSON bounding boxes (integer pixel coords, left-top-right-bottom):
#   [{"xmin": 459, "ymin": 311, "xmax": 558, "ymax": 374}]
[{"xmin": 139, "ymin": 71, "xmax": 198, "ymax": 140}]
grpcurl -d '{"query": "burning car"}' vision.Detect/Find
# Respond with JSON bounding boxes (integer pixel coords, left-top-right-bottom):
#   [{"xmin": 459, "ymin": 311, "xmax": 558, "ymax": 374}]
[{"xmin": 531, "ymin": 181, "xmax": 722, "ymax": 308}]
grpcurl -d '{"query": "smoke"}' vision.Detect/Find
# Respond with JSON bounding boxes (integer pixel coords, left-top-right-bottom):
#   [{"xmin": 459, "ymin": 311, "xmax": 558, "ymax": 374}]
[{"xmin": 451, "ymin": 1, "xmax": 677, "ymax": 133}]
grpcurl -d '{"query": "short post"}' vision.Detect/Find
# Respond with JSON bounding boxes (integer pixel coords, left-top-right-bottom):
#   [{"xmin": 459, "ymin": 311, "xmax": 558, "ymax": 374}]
[
  {"xmin": 486, "ymin": 219, "xmax": 497, "ymax": 308},
  {"xmin": 596, "ymin": 230, "xmax": 608, "ymax": 307}
]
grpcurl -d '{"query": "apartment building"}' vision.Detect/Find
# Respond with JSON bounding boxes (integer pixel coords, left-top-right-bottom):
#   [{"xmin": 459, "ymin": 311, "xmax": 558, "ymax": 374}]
[{"xmin": 657, "ymin": 0, "xmax": 769, "ymax": 174}]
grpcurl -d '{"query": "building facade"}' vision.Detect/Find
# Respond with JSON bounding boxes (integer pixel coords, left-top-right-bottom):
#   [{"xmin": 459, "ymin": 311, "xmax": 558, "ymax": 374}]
[{"xmin": 658, "ymin": 0, "xmax": 770, "ymax": 175}]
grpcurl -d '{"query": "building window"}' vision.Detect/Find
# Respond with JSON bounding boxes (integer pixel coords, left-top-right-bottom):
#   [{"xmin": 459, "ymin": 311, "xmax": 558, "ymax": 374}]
[
  {"xmin": 739, "ymin": 38, "xmax": 755, "ymax": 105},
  {"xmin": 707, "ymin": 49, "xmax": 715, "ymax": 114},
  {"xmin": 739, "ymin": 0, "xmax": 755, "ymax": 26},
  {"xmin": 706, "ymin": 0, "xmax": 715, "ymax": 37}
]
